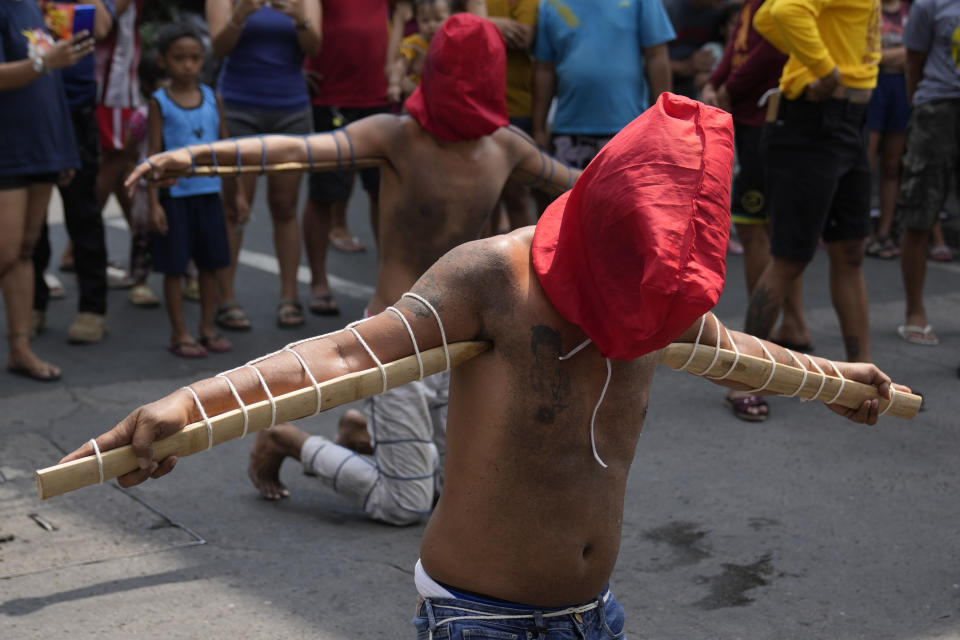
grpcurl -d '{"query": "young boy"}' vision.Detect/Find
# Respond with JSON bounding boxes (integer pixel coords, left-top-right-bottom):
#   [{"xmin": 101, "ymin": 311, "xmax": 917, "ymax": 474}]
[
  {"xmin": 148, "ymin": 24, "xmax": 232, "ymax": 358},
  {"xmin": 387, "ymin": 0, "xmax": 452, "ymax": 103}
]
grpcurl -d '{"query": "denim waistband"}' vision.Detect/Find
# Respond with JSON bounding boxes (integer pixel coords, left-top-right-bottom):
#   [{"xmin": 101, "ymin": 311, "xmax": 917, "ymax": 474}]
[{"xmin": 416, "ymin": 589, "xmax": 612, "ymax": 631}]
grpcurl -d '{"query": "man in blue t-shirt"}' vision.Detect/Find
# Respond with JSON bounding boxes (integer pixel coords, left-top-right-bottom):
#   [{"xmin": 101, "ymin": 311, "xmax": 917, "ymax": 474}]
[
  {"xmin": 531, "ymin": 0, "xmax": 675, "ymax": 169},
  {"xmin": 32, "ymin": 0, "xmax": 127, "ymax": 344}
]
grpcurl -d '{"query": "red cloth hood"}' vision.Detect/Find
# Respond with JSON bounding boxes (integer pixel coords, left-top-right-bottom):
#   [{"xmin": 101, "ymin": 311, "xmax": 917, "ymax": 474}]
[
  {"xmin": 405, "ymin": 13, "xmax": 508, "ymax": 142},
  {"xmin": 532, "ymin": 93, "xmax": 735, "ymax": 361}
]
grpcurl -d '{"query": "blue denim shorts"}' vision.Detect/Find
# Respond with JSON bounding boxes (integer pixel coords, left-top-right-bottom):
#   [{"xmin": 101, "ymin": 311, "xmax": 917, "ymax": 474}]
[{"xmin": 412, "ymin": 589, "xmax": 626, "ymax": 639}]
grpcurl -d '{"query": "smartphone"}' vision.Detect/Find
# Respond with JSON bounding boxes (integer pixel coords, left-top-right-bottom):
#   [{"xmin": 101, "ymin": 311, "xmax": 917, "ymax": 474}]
[{"xmin": 72, "ymin": 4, "xmax": 95, "ymax": 36}]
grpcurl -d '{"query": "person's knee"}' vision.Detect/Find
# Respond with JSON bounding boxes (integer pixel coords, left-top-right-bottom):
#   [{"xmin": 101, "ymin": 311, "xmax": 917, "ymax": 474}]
[
  {"xmin": 367, "ymin": 486, "xmax": 433, "ymax": 526},
  {"xmin": 830, "ymin": 239, "xmax": 866, "ymax": 268},
  {"xmin": 0, "ymin": 246, "xmax": 17, "ymax": 276},
  {"xmin": 268, "ymin": 199, "xmax": 298, "ymax": 223}
]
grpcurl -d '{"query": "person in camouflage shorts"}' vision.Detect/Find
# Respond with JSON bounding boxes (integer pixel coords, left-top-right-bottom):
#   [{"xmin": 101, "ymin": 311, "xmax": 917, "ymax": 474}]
[{"xmin": 895, "ymin": 0, "xmax": 960, "ymax": 348}]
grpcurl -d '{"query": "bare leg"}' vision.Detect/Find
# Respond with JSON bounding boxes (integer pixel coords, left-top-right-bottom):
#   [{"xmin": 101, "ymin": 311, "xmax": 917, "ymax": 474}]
[
  {"xmin": 900, "ymin": 227, "xmax": 931, "ymax": 329},
  {"xmin": 248, "ymin": 423, "xmax": 310, "ymax": 500},
  {"xmin": 744, "ymin": 256, "xmax": 808, "ymax": 339},
  {"xmin": 217, "ymin": 174, "xmax": 255, "ymax": 308},
  {"xmin": 877, "ymin": 132, "xmax": 906, "ymax": 240},
  {"xmin": 336, "ymin": 409, "xmax": 373, "ymax": 454},
  {"xmin": 163, "ymin": 274, "xmax": 192, "ymax": 347},
  {"xmin": 827, "ymin": 238, "xmax": 871, "ymax": 362},
  {"xmin": 328, "ymin": 180, "xmax": 364, "ymax": 252},
  {"xmin": 197, "ymin": 269, "xmax": 218, "ymax": 339},
  {"xmin": 266, "ymin": 171, "xmax": 303, "ymax": 302},
  {"xmin": 302, "ymin": 198, "xmax": 341, "ymax": 312},
  {"xmin": 1, "ymin": 184, "xmax": 60, "ymax": 378}
]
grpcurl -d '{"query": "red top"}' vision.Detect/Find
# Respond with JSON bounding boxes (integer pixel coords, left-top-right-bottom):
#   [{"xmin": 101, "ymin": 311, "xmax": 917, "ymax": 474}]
[
  {"xmin": 305, "ymin": 0, "xmax": 389, "ymax": 108},
  {"xmin": 404, "ymin": 13, "xmax": 509, "ymax": 142},
  {"xmin": 707, "ymin": 0, "xmax": 787, "ymax": 127},
  {"xmin": 532, "ymin": 93, "xmax": 734, "ymax": 361}
]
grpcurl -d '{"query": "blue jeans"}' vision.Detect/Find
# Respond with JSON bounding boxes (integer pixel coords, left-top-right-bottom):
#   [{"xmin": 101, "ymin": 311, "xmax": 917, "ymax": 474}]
[{"xmin": 412, "ymin": 590, "xmax": 627, "ymax": 639}]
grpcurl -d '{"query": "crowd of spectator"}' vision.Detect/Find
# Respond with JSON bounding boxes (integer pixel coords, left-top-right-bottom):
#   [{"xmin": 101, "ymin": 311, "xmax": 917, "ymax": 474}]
[{"xmin": 1, "ymin": 0, "xmax": 958, "ymax": 394}]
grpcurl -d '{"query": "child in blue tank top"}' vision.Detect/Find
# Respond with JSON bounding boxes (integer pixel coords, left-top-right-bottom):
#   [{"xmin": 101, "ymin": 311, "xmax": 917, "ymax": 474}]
[{"xmin": 148, "ymin": 24, "xmax": 233, "ymax": 359}]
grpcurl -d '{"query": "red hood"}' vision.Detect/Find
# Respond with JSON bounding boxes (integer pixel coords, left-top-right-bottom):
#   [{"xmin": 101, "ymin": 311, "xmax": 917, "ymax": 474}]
[
  {"xmin": 405, "ymin": 13, "xmax": 508, "ymax": 142},
  {"xmin": 531, "ymin": 93, "xmax": 735, "ymax": 361}
]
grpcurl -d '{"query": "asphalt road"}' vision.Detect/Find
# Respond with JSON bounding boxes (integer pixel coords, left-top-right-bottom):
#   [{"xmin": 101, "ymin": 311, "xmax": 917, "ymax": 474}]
[{"xmin": 1, "ymin": 182, "xmax": 959, "ymax": 639}]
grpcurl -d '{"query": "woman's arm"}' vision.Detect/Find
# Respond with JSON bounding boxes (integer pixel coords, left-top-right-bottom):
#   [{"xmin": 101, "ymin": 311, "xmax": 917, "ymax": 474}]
[
  {"xmin": 270, "ymin": 0, "xmax": 322, "ymax": 57},
  {"xmin": 207, "ymin": 0, "xmax": 264, "ymax": 58},
  {"xmin": 0, "ymin": 32, "xmax": 95, "ymax": 92}
]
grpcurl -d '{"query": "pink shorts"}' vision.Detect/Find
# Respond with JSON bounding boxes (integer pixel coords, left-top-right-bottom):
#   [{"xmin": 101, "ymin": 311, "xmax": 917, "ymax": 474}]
[{"xmin": 96, "ymin": 105, "xmax": 137, "ymax": 151}]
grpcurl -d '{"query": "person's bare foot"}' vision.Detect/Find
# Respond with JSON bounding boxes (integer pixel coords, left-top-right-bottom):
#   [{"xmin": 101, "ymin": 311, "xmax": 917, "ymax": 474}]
[
  {"xmin": 336, "ymin": 409, "xmax": 373, "ymax": 454},
  {"xmin": 248, "ymin": 424, "xmax": 307, "ymax": 500},
  {"xmin": 329, "ymin": 227, "xmax": 365, "ymax": 252}
]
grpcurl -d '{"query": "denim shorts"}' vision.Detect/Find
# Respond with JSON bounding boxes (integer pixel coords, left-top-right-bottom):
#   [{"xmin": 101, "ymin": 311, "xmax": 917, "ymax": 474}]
[{"xmin": 412, "ymin": 590, "xmax": 626, "ymax": 639}]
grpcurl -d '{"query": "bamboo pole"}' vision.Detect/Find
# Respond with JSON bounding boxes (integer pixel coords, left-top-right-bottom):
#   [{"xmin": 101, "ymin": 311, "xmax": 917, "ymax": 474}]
[
  {"xmin": 659, "ymin": 343, "xmax": 920, "ymax": 419},
  {"xmin": 181, "ymin": 159, "xmax": 382, "ymax": 177},
  {"xmin": 35, "ymin": 340, "xmax": 919, "ymax": 500},
  {"xmin": 35, "ymin": 341, "xmax": 489, "ymax": 500}
]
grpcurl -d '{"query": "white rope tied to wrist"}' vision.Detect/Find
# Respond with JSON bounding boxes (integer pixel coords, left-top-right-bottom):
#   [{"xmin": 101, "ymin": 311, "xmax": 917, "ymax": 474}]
[
  {"xmin": 284, "ymin": 346, "xmax": 323, "ymax": 415},
  {"xmin": 824, "ymin": 361, "xmax": 847, "ymax": 405},
  {"xmin": 182, "ymin": 385, "xmax": 215, "ymax": 451},
  {"xmin": 89, "ymin": 438, "xmax": 104, "ymax": 484},
  {"xmin": 558, "ymin": 338, "xmax": 591, "ymax": 361},
  {"xmin": 388, "ymin": 305, "xmax": 424, "ymax": 380},
  {"xmin": 678, "ymin": 315, "xmax": 707, "ymax": 372},
  {"xmin": 216, "ymin": 370, "xmax": 250, "ymax": 437},
  {"xmin": 347, "ymin": 320, "xmax": 388, "ymax": 394},
  {"xmin": 707, "ymin": 326, "xmax": 740, "ymax": 381},
  {"xmin": 744, "ymin": 336, "xmax": 778, "ymax": 394},
  {"xmin": 784, "ymin": 350, "xmax": 809, "ymax": 398},
  {"xmin": 402, "ymin": 293, "xmax": 450, "ymax": 371}
]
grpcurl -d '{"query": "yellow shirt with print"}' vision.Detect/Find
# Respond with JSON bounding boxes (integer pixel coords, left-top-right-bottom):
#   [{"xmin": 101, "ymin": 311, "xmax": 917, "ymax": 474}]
[
  {"xmin": 487, "ymin": 0, "xmax": 539, "ymax": 118},
  {"xmin": 754, "ymin": 0, "xmax": 881, "ymax": 99}
]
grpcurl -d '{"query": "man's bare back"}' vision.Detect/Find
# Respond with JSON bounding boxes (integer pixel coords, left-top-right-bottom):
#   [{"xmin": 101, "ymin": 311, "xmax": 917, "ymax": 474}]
[{"xmin": 419, "ymin": 227, "xmax": 659, "ymax": 605}]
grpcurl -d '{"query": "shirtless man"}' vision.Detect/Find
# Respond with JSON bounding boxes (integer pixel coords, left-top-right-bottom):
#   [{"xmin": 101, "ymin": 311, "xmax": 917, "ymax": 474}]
[
  {"xmin": 70, "ymin": 93, "xmax": 897, "ymax": 636},
  {"xmin": 127, "ymin": 14, "xmax": 579, "ymax": 525}
]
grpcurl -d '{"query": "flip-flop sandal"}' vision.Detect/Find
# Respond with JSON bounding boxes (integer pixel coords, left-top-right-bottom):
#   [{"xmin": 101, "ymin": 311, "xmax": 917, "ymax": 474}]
[
  {"xmin": 215, "ymin": 304, "xmax": 252, "ymax": 331},
  {"xmin": 168, "ymin": 341, "xmax": 207, "ymax": 358},
  {"xmin": 276, "ymin": 299, "xmax": 305, "ymax": 328},
  {"xmin": 897, "ymin": 324, "xmax": 938, "ymax": 346},
  {"xmin": 7, "ymin": 362, "xmax": 61, "ymax": 382},
  {"xmin": 128, "ymin": 283, "xmax": 160, "ymax": 308},
  {"xmin": 329, "ymin": 231, "xmax": 365, "ymax": 253},
  {"xmin": 199, "ymin": 333, "xmax": 232, "ymax": 353},
  {"xmin": 723, "ymin": 394, "xmax": 769, "ymax": 422},
  {"xmin": 308, "ymin": 293, "xmax": 340, "ymax": 316}
]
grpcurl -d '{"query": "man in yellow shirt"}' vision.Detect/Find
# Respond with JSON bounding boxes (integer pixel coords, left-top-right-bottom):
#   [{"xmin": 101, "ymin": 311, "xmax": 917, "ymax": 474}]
[{"xmin": 744, "ymin": 0, "xmax": 881, "ymax": 364}]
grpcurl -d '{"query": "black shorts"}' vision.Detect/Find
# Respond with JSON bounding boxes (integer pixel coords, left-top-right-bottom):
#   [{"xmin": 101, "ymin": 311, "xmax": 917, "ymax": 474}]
[
  {"xmin": 308, "ymin": 105, "xmax": 388, "ymax": 203},
  {"xmin": 731, "ymin": 124, "xmax": 768, "ymax": 225},
  {"xmin": 151, "ymin": 193, "xmax": 230, "ymax": 275},
  {"xmin": 764, "ymin": 97, "xmax": 872, "ymax": 262},
  {"xmin": 0, "ymin": 172, "xmax": 58, "ymax": 190}
]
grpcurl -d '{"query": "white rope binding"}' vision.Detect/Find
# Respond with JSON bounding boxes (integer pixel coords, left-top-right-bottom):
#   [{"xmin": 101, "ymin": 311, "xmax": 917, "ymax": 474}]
[
  {"xmin": 802, "ymin": 355, "xmax": 828, "ymax": 402},
  {"xmin": 878, "ymin": 390, "xmax": 897, "ymax": 417},
  {"xmin": 824, "ymin": 361, "xmax": 847, "ymax": 405},
  {"xmin": 678, "ymin": 315, "xmax": 707, "ymax": 372},
  {"xmin": 347, "ymin": 320, "xmax": 388, "ymax": 394},
  {"xmin": 246, "ymin": 364, "xmax": 277, "ymax": 428},
  {"xmin": 182, "ymin": 385, "xmax": 215, "ymax": 451},
  {"xmin": 89, "ymin": 438, "xmax": 104, "ymax": 484},
  {"xmin": 744, "ymin": 336, "xmax": 778, "ymax": 394},
  {"xmin": 388, "ymin": 306, "xmax": 425, "ymax": 380},
  {"xmin": 694, "ymin": 314, "xmax": 723, "ymax": 376},
  {"xmin": 707, "ymin": 326, "xmax": 740, "ymax": 381},
  {"xmin": 784, "ymin": 350, "xmax": 809, "ymax": 398},
  {"xmin": 284, "ymin": 345, "xmax": 323, "ymax": 415},
  {"xmin": 402, "ymin": 292, "xmax": 450, "ymax": 372},
  {"xmin": 216, "ymin": 369, "xmax": 250, "ymax": 437}
]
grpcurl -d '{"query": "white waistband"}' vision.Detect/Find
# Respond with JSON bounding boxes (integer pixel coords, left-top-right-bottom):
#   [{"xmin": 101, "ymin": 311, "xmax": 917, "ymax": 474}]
[{"xmin": 415, "ymin": 558, "xmax": 456, "ymax": 600}]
